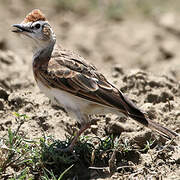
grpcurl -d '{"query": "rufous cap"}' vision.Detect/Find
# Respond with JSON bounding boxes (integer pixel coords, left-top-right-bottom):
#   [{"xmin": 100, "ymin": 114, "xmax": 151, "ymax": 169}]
[{"xmin": 22, "ymin": 9, "xmax": 46, "ymax": 23}]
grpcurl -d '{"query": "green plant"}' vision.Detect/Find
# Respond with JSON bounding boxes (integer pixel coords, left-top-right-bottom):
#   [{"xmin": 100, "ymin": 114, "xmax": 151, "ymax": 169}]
[{"xmin": 0, "ymin": 112, "xmax": 146, "ymax": 179}]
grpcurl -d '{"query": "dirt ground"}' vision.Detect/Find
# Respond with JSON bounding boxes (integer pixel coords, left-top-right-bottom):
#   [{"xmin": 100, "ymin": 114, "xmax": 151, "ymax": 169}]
[{"xmin": 0, "ymin": 0, "xmax": 180, "ymax": 179}]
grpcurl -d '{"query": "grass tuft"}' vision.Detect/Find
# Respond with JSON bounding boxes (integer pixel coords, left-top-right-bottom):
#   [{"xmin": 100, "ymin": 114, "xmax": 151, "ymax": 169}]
[{"xmin": 0, "ymin": 113, "xmax": 151, "ymax": 179}]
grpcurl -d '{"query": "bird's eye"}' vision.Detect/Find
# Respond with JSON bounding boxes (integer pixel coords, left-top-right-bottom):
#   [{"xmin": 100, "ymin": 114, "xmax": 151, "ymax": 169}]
[{"xmin": 34, "ymin": 23, "xmax": 41, "ymax": 29}]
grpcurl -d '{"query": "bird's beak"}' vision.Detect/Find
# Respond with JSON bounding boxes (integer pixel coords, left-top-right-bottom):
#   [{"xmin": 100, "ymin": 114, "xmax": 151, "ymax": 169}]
[{"xmin": 12, "ymin": 24, "xmax": 32, "ymax": 33}]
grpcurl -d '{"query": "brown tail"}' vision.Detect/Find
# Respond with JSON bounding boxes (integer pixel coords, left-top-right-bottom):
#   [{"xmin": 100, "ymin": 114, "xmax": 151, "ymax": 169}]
[
  {"xmin": 147, "ymin": 119, "xmax": 178, "ymax": 140},
  {"xmin": 121, "ymin": 93, "xmax": 178, "ymax": 140},
  {"xmin": 129, "ymin": 113, "xmax": 178, "ymax": 140}
]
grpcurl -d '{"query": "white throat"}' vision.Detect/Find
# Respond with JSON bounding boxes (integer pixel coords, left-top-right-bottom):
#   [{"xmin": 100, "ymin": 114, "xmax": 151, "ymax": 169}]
[{"xmin": 33, "ymin": 39, "xmax": 56, "ymax": 60}]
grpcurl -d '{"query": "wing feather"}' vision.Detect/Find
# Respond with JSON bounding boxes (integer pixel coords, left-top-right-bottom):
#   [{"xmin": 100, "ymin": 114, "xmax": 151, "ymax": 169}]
[{"xmin": 38, "ymin": 47, "xmax": 140, "ymax": 115}]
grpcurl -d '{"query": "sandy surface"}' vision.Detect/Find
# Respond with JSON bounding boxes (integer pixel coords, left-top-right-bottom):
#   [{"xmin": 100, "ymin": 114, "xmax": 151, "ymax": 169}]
[{"xmin": 0, "ymin": 0, "xmax": 180, "ymax": 179}]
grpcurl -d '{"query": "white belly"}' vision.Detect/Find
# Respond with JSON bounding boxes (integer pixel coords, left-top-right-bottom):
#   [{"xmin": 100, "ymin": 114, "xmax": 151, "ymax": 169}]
[{"xmin": 36, "ymin": 80, "xmax": 126, "ymax": 123}]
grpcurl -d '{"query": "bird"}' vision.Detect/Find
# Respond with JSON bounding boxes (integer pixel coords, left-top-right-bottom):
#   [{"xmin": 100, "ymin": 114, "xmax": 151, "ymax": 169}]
[{"xmin": 12, "ymin": 9, "xmax": 178, "ymax": 151}]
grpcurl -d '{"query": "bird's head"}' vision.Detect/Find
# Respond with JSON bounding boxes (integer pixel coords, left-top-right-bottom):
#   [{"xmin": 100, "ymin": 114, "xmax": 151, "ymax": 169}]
[{"xmin": 12, "ymin": 9, "xmax": 56, "ymax": 53}]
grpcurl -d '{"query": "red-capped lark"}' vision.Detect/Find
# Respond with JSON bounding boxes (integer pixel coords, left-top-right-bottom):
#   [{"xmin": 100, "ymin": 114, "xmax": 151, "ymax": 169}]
[{"xmin": 12, "ymin": 9, "xmax": 178, "ymax": 151}]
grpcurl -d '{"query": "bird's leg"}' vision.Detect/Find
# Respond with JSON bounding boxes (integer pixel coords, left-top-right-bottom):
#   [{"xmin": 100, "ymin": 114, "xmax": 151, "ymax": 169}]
[
  {"xmin": 56, "ymin": 123, "xmax": 90, "ymax": 152},
  {"xmin": 56, "ymin": 113, "xmax": 90, "ymax": 152},
  {"xmin": 68, "ymin": 123, "xmax": 90, "ymax": 151}
]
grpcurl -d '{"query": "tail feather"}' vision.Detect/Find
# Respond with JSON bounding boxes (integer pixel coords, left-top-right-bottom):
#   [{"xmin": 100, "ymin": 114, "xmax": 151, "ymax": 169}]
[
  {"xmin": 147, "ymin": 119, "xmax": 178, "ymax": 140},
  {"xmin": 129, "ymin": 113, "xmax": 178, "ymax": 140},
  {"xmin": 121, "ymin": 93, "xmax": 178, "ymax": 140}
]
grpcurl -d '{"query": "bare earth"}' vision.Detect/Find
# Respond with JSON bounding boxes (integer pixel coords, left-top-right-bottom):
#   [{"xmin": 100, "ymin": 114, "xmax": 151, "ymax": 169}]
[{"xmin": 0, "ymin": 1, "xmax": 180, "ymax": 179}]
